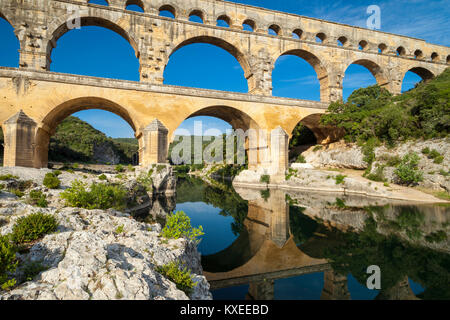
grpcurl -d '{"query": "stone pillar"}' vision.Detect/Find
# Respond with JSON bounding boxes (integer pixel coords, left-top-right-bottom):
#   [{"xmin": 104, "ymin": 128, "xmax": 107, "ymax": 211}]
[
  {"xmin": 2, "ymin": 110, "xmax": 37, "ymax": 168},
  {"xmin": 269, "ymin": 189, "xmax": 290, "ymax": 248},
  {"xmin": 247, "ymin": 51, "xmax": 274, "ymax": 96},
  {"xmin": 321, "ymin": 270, "xmax": 350, "ymax": 300},
  {"xmin": 246, "ymin": 280, "xmax": 275, "ymax": 300},
  {"xmin": 141, "ymin": 119, "xmax": 168, "ymax": 166},
  {"xmin": 270, "ymin": 126, "xmax": 289, "ymax": 177}
]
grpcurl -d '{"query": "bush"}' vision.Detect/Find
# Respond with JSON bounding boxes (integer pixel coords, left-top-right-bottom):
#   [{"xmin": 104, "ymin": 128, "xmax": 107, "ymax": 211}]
[
  {"xmin": 43, "ymin": 173, "xmax": 60, "ymax": 189},
  {"xmin": 60, "ymin": 180, "xmax": 127, "ymax": 210},
  {"xmin": 156, "ymin": 261, "xmax": 196, "ymax": 296},
  {"xmin": 260, "ymin": 189, "xmax": 270, "ymax": 201},
  {"xmin": 53, "ymin": 170, "xmax": 62, "ymax": 176},
  {"xmin": 260, "ymin": 175, "xmax": 270, "ymax": 184},
  {"xmin": 160, "ymin": 211, "xmax": 204, "ymax": 244},
  {"xmin": 27, "ymin": 190, "xmax": 48, "ymax": 208},
  {"xmin": 115, "ymin": 164, "xmax": 124, "ymax": 173},
  {"xmin": 137, "ymin": 173, "xmax": 153, "ymax": 192},
  {"xmin": 0, "ymin": 235, "xmax": 17, "ymax": 290},
  {"xmin": 296, "ymin": 154, "xmax": 306, "ymax": 163},
  {"xmin": 366, "ymin": 165, "xmax": 386, "ymax": 182},
  {"xmin": 98, "ymin": 174, "xmax": 107, "ymax": 181},
  {"xmin": 11, "ymin": 212, "xmax": 58, "ymax": 244},
  {"xmin": 0, "ymin": 174, "xmax": 18, "ymax": 181},
  {"xmin": 394, "ymin": 152, "xmax": 424, "ymax": 186},
  {"xmin": 335, "ymin": 174, "xmax": 347, "ymax": 185}
]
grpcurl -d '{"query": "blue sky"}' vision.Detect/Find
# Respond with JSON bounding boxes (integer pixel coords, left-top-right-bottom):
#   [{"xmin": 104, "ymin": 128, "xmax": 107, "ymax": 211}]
[{"xmin": 0, "ymin": 0, "xmax": 447, "ymax": 138}]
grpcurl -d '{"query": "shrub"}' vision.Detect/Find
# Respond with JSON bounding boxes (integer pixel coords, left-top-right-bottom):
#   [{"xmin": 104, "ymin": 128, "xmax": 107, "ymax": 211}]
[
  {"xmin": 11, "ymin": 212, "xmax": 58, "ymax": 244},
  {"xmin": 9, "ymin": 189, "xmax": 24, "ymax": 198},
  {"xmin": 425, "ymin": 230, "xmax": 447, "ymax": 244},
  {"xmin": 0, "ymin": 174, "xmax": 18, "ymax": 181},
  {"xmin": 115, "ymin": 164, "xmax": 124, "ymax": 173},
  {"xmin": 260, "ymin": 189, "xmax": 270, "ymax": 201},
  {"xmin": 156, "ymin": 261, "xmax": 196, "ymax": 296},
  {"xmin": 115, "ymin": 225, "xmax": 124, "ymax": 234},
  {"xmin": 127, "ymin": 165, "xmax": 135, "ymax": 172},
  {"xmin": 260, "ymin": 175, "xmax": 270, "ymax": 184},
  {"xmin": 43, "ymin": 173, "xmax": 60, "ymax": 189},
  {"xmin": 0, "ymin": 235, "xmax": 18, "ymax": 290},
  {"xmin": 53, "ymin": 170, "xmax": 62, "ymax": 176},
  {"xmin": 421, "ymin": 147, "xmax": 430, "ymax": 155},
  {"xmin": 60, "ymin": 180, "xmax": 127, "ymax": 210},
  {"xmin": 433, "ymin": 155, "xmax": 444, "ymax": 164},
  {"xmin": 98, "ymin": 174, "xmax": 107, "ymax": 181},
  {"xmin": 137, "ymin": 173, "xmax": 153, "ymax": 192},
  {"xmin": 160, "ymin": 211, "xmax": 204, "ymax": 244},
  {"xmin": 296, "ymin": 154, "xmax": 306, "ymax": 163},
  {"xmin": 27, "ymin": 190, "xmax": 48, "ymax": 208},
  {"xmin": 394, "ymin": 153, "xmax": 424, "ymax": 186},
  {"xmin": 335, "ymin": 174, "xmax": 347, "ymax": 185},
  {"xmin": 366, "ymin": 165, "xmax": 386, "ymax": 182},
  {"xmin": 156, "ymin": 165, "xmax": 166, "ymax": 173}
]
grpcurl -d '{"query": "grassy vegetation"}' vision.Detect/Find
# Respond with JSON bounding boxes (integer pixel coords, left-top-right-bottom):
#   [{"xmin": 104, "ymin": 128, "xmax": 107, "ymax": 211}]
[
  {"xmin": 394, "ymin": 152, "xmax": 424, "ymax": 186},
  {"xmin": 260, "ymin": 175, "xmax": 270, "ymax": 184},
  {"xmin": 156, "ymin": 261, "xmax": 196, "ymax": 296},
  {"xmin": 60, "ymin": 180, "xmax": 127, "ymax": 210},
  {"xmin": 27, "ymin": 190, "xmax": 48, "ymax": 208}
]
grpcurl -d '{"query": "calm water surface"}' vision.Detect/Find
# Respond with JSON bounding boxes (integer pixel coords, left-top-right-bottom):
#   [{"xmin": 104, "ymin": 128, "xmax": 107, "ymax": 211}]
[{"xmin": 171, "ymin": 177, "xmax": 449, "ymax": 300}]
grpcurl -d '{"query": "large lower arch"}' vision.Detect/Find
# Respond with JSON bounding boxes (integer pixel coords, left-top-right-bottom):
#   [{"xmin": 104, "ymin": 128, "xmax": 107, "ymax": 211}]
[
  {"xmin": 167, "ymin": 36, "xmax": 251, "ymax": 90},
  {"xmin": 34, "ymin": 97, "xmax": 138, "ymax": 168},
  {"xmin": 45, "ymin": 16, "xmax": 140, "ymax": 71},
  {"xmin": 402, "ymin": 67, "xmax": 434, "ymax": 88},
  {"xmin": 275, "ymin": 50, "xmax": 330, "ymax": 102}
]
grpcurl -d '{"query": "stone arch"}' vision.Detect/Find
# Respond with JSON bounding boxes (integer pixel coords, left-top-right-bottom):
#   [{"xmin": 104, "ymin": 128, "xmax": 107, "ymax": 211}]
[
  {"xmin": 288, "ymin": 113, "xmax": 341, "ymax": 147},
  {"xmin": 46, "ymin": 15, "xmax": 140, "ymax": 71},
  {"xmin": 0, "ymin": 10, "xmax": 21, "ymax": 56},
  {"xmin": 167, "ymin": 36, "xmax": 252, "ymax": 85},
  {"xmin": 242, "ymin": 19, "xmax": 256, "ymax": 32},
  {"xmin": 316, "ymin": 32, "xmax": 327, "ymax": 43},
  {"xmin": 402, "ymin": 66, "xmax": 434, "ymax": 87},
  {"xmin": 158, "ymin": 4, "xmax": 177, "ymax": 18},
  {"xmin": 344, "ymin": 59, "xmax": 388, "ymax": 88},
  {"xmin": 125, "ymin": 0, "xmax": 144, "ymax": 12},
  {"xmin": 88, "ymin": 0, "xmax": 109, "ymax": 5},
  {"xmin": 216, "ymin": 14, "xmax": 232, "ymax": 27},
  {"xmin": 34, "ymin": 97, "xmax": 138, "ymax": 168},
  {"xmin": 188, "ymin": 8, "xmax": 206, "ymax": 23},
  {"xmin": 179, "ymin": 105, "xmax": 262, "ymax": 134},
  {"xmin": 358, "ymin": 40, "xmax": 369, "ymax": 51},
  {"xmin": 275, "ymin": 49, "xmax": 330, "ymax": 102},
  {"xmin": 292, "ymin": 29, "xmax": 303, "ymax": 40},
  {"xmin": 337, "ymin": 36, "xmax": 348, "ymax": 47},
  {"xmin": 268, "ymin": 24, "xmax": 281, "ymax": 36}
]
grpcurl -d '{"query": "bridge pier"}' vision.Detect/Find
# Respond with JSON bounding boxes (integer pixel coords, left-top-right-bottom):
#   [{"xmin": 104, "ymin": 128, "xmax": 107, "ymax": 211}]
[
  {"xmin": 2, "ymin": 110, "xmax": 37, "ymax": 168},
  {"xmin": 321, "ymin": 270, "xmax": 350, "ymax": 300},
  {"xmin": 141, "ymin": 119, "xmax": 169, "ymax": 166}
]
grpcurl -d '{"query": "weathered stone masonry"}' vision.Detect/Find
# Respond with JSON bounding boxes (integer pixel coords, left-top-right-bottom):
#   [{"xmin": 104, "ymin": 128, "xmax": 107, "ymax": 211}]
[{"xmin": 0, "ymin": 0, "xmax": 449, "ymax": 172}]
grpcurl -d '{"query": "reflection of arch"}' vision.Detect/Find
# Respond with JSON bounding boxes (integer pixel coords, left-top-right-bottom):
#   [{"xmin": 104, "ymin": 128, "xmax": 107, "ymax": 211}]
[
  {"xmin": 35, "ymin": 97, "xmax": 137, "ymax": 168},
  {"xmin": 46, "ymin": 16, "xmax": 140, "ymax": 70},
  {"xmin": 275, "ymin": 49, "xmax": 330, "ymax": 102},
  {"xmin": 168, "ymin": 36, "xmax": 251, "ymax": 81},
  {"xmin": 345, "ymin": 59, "xmax": 388, "ymax": 87},
  {"xmin": 202, "ymin": 227, "xmax": 265, "ymax": 273}
]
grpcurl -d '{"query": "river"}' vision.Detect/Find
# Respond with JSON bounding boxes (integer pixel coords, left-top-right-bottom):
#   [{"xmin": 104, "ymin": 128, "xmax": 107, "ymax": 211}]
[{"xmin": 149, "ymin": 176, "xmax": 450, "ymax": 300}]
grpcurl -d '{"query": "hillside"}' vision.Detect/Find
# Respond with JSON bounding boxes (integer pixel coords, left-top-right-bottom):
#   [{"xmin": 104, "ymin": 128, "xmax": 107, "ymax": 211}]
[{"xmin": 48, "ymin": 116, "xmax": 138, "ymax": 165}]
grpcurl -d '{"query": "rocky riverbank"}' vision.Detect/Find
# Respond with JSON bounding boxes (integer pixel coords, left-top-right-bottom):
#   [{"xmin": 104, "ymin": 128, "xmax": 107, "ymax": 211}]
[
  {"xmin": 233, "ymin": 138, "xmax": 449, "ymax": 204},
  {"xmin": 0, "ymin": 166, "xmax": 212, "ymax": 300}
]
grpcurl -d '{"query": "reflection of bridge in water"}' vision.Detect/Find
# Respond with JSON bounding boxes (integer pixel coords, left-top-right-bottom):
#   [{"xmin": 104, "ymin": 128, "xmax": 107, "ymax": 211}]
[{"xmin": 202, "ymin": 188, "xmax": 420, "ymax": 300}]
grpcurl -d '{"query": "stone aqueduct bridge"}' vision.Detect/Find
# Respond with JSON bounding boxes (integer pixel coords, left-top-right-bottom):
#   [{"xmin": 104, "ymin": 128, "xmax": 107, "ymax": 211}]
[{"xmin": 0, "ymin": 0, "xmax": 449, "ymax": 169}]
